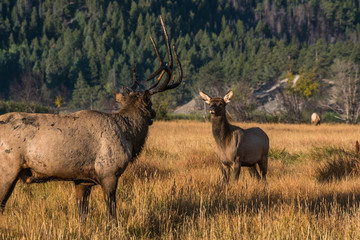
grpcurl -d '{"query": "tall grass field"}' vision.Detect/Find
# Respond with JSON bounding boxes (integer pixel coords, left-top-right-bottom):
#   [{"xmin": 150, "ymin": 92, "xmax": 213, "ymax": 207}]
[{"xmin": 1, "ymin": 121, "xmax": 360, "ymax": 239}]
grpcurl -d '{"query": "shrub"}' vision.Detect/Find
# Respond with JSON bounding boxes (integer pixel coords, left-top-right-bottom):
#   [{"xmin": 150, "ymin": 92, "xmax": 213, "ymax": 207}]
[
  {"xmin": 321, "ymin": 111, "xmax": 344, "ymax": 123},
  {"xmin": 315, "ymin": 150, "xmax": 360, "ymax": 182},
  {"xmin": 0, "ymin": 100, "xmax": 54, "ymax": 114}
]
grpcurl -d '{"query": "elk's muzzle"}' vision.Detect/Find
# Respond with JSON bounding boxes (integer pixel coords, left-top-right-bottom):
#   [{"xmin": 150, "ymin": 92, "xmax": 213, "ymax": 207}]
[
  {"xmin": 149, "ymin": 109, "xmax": 156, "ymax": 125},
  {"xmin": 151, "ymin": 109, "xmax": 156, "ymax": 119}
]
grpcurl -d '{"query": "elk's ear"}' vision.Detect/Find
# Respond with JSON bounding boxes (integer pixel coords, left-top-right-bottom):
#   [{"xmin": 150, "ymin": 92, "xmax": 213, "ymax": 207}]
[
  {"xmin": 199, "ymin": 91, "xmax": 211, "ymax": 104},
  {"xmin": 143, "ymin": 90, "xmax": 151, "ymax": 101},
  {"xmin": 223, "ymin": 90, "xmax": 233, "ymax": 103},
  {"xmin": 115, "ymin": 93, "xmax": 125, "ymax": 103}
]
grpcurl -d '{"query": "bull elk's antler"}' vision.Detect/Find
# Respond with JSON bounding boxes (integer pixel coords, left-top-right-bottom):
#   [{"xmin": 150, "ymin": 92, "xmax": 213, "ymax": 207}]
[
  {"xmin": 130, "ymin": 61, "xmax": 139, "ymax": 91},
  {"xmin": 146, "ymin": 16, "xmax": 183, "ymax": 95},
  {"xmin": 121, "ymin": 62, "xmax": 140, "ymax": 94},
  {"xmin": 122, "ymin": 16, "xmax": 182, "ymax": 95}
]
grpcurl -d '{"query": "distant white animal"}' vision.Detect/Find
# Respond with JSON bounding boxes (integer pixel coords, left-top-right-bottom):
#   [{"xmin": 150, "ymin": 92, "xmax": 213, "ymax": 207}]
[{"xmin": 311, "ymin": 112, "xmax": 321, "ymax": 125}]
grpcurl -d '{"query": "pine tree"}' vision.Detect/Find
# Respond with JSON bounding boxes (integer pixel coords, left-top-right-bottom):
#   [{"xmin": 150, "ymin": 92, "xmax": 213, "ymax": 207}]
[{"xmin": 71, "ymin": 71, "xmax": 91, "ymax": 110}]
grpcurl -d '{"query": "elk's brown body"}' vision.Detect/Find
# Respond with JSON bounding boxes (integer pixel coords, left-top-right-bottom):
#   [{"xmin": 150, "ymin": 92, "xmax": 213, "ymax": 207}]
[
  {"xmin": 200, "ymin": 91, "xmax": 269, "ymax": 183},
  {"xmin": 0, "ymin": 16, "xmax": 182, "ymax": 222}
]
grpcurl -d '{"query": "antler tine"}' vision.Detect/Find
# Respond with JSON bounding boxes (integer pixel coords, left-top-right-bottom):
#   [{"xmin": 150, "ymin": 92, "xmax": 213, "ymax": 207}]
[
  {"xmin": 163, "ymin": 44, "xmax": 183, "ymax": 90},
  {"xmin": 148, "ymin": 70, "xmax": 166, "ymax": 90},
  {"xmin": 146, "ymin": 34, "xmax": 167, "ymax": 89},
  {"xmin": 149, "ymin": 35, "xmax": 164, "ymax": 66},
  {"xmin": 123, "ymin": 16, "xmax": 182, "ymax": 95},
  {"xmin": 160, "ymin": 15, "xmax": 173, "ymax": 70},
  {"xmin": 130, "ymin": 61, "xmax": 139, "ymax": 91},
  {"xmin": 148, "ymin": 16, "xmax": 174, "ymax": 95}
]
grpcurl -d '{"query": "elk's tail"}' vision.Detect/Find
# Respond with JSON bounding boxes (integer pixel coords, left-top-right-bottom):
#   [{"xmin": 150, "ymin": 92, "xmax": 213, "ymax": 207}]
[{"xmin": 356, "ymin": 140, "xmax": 359, "ymax": 155}]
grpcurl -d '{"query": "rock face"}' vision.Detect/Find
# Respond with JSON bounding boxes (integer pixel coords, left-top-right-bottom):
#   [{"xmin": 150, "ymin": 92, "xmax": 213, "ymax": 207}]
[
  {"xmin": 174, "ymin": 77, "xmax": 298, "ymax": 116},
  {"xmin": 174, "ymin": 76, "xmax": 337, "ymax": 119},
  {"xmin": 173, "ymin": 97, "xmax": 206, "ymax": 115},
  {"xmin": 253, "ymin": 79, "xmax": 288, "ymax": 115}
]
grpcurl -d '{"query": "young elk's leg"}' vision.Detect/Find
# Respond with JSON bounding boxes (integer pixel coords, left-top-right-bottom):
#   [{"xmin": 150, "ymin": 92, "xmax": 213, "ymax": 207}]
[
  {"xmin": 233, "ymin": 161, "xmax": 241, "ymax": 181},
  {"xmin": 221, "ymin": 163, "xmax": 230, "ymax": 184},
  {"xmin": 259, "ymin": 155, "xmax": 268, "ymax": 181},
  {"xmin": 74, "ymin": 181, "xmax": 93, "ymax": 223},
  {"xmin": 101, "ymin": 176, "xmax": 118, "ymax": 222}
]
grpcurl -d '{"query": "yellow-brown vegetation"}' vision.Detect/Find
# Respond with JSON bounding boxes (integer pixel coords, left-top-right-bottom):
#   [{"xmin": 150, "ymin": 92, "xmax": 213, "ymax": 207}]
[{"xmin": 1, "ymin": 121, "xmax": 360, "ymax": 239}]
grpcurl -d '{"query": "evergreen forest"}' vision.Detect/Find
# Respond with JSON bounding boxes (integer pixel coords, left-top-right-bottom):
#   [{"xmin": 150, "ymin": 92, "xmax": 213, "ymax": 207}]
[{"xmin": 1, "ymin": 0, "xmax": 360, "ymax": 122}]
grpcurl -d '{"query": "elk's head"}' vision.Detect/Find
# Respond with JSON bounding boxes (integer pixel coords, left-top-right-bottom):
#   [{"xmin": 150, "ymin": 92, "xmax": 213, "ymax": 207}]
[
  {"xmin": 115, "ymin": 16, "xmax": 182, "ymax": 124},
  {"xmin": 199, "ymin": 91, "xmax": 233, "ymax": 117}
]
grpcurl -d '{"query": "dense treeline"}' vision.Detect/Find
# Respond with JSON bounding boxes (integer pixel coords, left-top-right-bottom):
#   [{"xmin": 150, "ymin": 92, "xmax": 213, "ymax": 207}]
[{"xmin": 1, "ymin": 0, "xmax": 360, "ymax": 119}]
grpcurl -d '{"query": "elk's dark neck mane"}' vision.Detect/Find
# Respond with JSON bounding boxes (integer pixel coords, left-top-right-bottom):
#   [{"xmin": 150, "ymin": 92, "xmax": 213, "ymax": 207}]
[
  {"xmin": 211, "ymin": 113, "xmax": 232, "ymax": 148},
  {"xmin": 112, "ymin": 103, "xmax": 152, "ymax": 157}
]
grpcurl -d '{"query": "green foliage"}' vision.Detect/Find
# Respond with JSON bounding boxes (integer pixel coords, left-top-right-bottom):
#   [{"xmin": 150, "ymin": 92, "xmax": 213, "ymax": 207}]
[
  {"xmin": 269, "ymin": 148, "xmax": 304, "ymax": 165},
  {"xmin": 1, "ymin": 0, "xmax": 360, "ymax": 113},
  {"xmin": 286, "ymin": 69, "xmax": 319, "ymax": 99},
  {"xmin": 280, "ymin": 69, "xmax": 320, "ymax": 122},
  {"xmin": 322, "ymin": 112, "xmax": 344, "ymax": 123},
  {"xmin": 151, "ymin": 90, "xmax": 178, "ymax": 120},
  {"xmin": 0, "ymin": 100, "xmax": 53, "ymax": 115},
  {"xmin": 70, "ymin": 71, "xmax": 92, "ymax": 110}
]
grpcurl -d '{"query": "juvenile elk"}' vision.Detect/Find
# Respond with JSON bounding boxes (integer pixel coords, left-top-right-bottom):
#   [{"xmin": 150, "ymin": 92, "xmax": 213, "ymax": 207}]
[
  {"xmin": 0, "ymin": 16, "xmax": 182, "ymax": 222},
  {"xmin": 200, "ymin": 91, "xmax": 269, "ymax": 183},
  {"xmin": 311, "ymin": 112, "xmax": 321, "ymax": 125}
]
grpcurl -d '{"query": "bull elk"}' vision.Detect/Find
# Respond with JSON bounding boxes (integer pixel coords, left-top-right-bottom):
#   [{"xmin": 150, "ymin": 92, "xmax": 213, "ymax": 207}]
[
  {"xmin": 0, "ymin": 16, "xmax": 182, "ymax": 222},
  {"xmin": 200, "ymin": 90, "xmax": 269, "ymax": 183}
]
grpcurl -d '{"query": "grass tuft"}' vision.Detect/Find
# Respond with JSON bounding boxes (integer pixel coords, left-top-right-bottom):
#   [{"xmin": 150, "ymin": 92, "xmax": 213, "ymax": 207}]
[
  {"xmin": 269, "ymin": 148, "xmax": 303, "ymax": 164},
  {"xmin": 315, "ymin": 149, "xmax": 360, "ymax": 182}
]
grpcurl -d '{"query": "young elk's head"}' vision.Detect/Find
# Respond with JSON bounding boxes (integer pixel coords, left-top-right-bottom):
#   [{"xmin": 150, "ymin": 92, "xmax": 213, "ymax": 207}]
[
  {"xmin": 115, "ymin": 16, "xmax": 182, "ymax": 124},
  {"xmin": 199, "ymin": 91, "xmax": 233, "ymax": 117}
]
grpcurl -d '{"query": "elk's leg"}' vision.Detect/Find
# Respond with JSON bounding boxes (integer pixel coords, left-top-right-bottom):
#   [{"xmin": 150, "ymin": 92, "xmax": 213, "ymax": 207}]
[
  {"xmin": 221, "ymin": 163, "xmax": 230, "ymax": 184},
  {"xmin": 0, "ymin": 166, "xmax": 20, "ymax": 213},
  {"xmin": 101, "ymin": 176, "xmax": 118, "ymax": 221},
  {"xmin": 74, "ymin": 181, "xmax": 93, "ymax": 222},
  {"xmin": 233, "ymin": 161, "xmax": 241, "ymax": 181},
  {"xmin": 259, "ymin": 155, "xmax": 268, "ymax": 181}
]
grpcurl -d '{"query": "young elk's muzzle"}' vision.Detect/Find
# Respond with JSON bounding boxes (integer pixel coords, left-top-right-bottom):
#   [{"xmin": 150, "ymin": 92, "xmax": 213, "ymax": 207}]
[{"xmin": 209, "ymin": 105, "xmax": 216, "ymax": 115}]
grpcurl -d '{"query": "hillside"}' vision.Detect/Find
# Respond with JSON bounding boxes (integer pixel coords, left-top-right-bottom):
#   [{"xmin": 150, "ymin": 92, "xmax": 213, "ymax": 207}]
[{"xmin": 1, "ymin": 0, "xmax": 360, "ymax": 121}]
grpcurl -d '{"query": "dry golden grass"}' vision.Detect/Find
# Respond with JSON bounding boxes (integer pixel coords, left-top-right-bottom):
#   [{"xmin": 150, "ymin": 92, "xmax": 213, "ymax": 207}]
[{"xmin": 1, "ymin": 121, "xmax": 360, "ymax": 239}]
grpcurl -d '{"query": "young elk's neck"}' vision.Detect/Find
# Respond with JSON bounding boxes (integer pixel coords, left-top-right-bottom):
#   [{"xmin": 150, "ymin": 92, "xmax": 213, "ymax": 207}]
[
  {"xmin": 211, "ymin": 113, "xmax": 232, "ymax": 148},
  {"xmin": 113, "ymin": 106, "xmax": 152, "ymax": 157}
]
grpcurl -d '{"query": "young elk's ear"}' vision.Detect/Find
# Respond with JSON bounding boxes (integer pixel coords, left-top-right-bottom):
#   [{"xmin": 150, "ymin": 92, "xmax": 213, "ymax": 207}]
[
  {"xmin": 223, "ymin": 90, "xmax": 233, "ymax": 103},
  {"xmin": 199, "ymin": 91, "xmax": 212, "ymax": 104}
]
